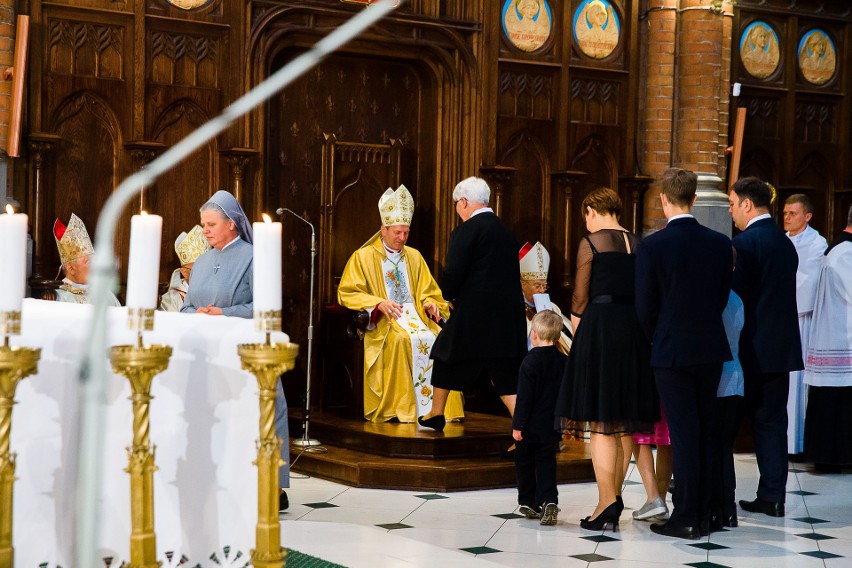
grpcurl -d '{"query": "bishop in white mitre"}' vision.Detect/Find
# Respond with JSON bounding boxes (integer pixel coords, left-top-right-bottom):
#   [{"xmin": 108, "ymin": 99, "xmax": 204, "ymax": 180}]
[{"xmin": 53, "ymin": 213, "xmax": 121, "ymax": 307}]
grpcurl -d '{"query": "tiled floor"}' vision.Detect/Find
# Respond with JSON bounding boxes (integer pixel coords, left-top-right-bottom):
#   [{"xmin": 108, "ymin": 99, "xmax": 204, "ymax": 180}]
[{"xmin": 281, "ymin": 450, "xmax": 850, "ymax": 567}]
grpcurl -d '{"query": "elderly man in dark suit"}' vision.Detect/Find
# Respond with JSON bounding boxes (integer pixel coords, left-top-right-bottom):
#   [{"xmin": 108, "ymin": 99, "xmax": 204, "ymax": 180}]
[
  {"xmin": 729, "ymin": 177, "xmax": 803, "ymax": 518},
  {"xmin": 635, "ymin": 168, "xmax": 733, "ymax": 540},
  {"xmin": 418, "ymin": 176, "xmax": 527, "ymax": 432}
]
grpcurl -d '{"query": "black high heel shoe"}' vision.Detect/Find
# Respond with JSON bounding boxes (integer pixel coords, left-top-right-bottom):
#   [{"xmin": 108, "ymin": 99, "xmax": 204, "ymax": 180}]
[
  {"xmin": 418, "ymin": 414, "xmax": 446, "ymax": 432},
  {"xmin": 580, "ymin": 501, "xmax": 621, "ymax": 532},
  {"xmin": 615, "ymin": 495, "xmax": 624, "ymax": 515}
]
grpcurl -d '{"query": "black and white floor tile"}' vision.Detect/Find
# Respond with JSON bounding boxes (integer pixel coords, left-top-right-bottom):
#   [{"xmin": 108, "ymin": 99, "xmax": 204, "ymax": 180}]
[{"xmin": 280, "ymin": 452, "xmax": 850, "ymax": 567}]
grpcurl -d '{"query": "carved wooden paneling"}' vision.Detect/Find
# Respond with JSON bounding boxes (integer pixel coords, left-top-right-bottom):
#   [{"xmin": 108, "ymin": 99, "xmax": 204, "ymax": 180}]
[
  {"xmin": 48, "ymin": 91, "xmax": 125, "ymax": 272},
  {"xmin": 738, "ymin": 96, "xmax": 780, "ymax": 139},
  {"xmin": 150, "ymin": 31, "xmax": 221, "ymax": 88},
  {"xmin": 151, "ymin": 99, "xmax": 217, "ymax": 282},
  {"xmin": 791, "ymin": 152, "xmax": 832, "ymax": 235},
  {"xmin": 48, "ymin": 19, "xmax": 124, "ymax": 79},
  {"xmin": 794, "ymin": 101, "xmax": 835, "ymax": 144},
  {"xmin": 570, "ymin": 78, "xmax": 621, "ymax": 126},
  {"xmin": 498, "ymin": 130, "xmax": 550, "ymax": 246},
  {"xmin": 498, "ymin": 70, "xmax": 554, "ymax": 120}
]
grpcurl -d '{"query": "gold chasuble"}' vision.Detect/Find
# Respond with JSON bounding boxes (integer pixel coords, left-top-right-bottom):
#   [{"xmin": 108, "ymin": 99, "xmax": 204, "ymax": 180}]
[{"xmin": 338, "ymin": 234, "xmax": 464, "ymax": 423}]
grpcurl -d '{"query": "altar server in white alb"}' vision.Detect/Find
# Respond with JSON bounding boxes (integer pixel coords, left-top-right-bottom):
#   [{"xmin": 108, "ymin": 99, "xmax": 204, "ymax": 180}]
[
  {"xmin": 53, "ymin": 213, "xmax": 121, "ymax": 306},
  {"xmin": 159, "ymin": 225, "xmax": 211, "ymax": 312},
  {"xmin": 782, "ymin": 194, "xmax": 827, "ymax": 456},
  {"xmin": 519, "ymin": 241, "xmax": 572, "ymax": 354},
  {"xmin": 337, "ymin": 185, "xmax": 464, "ymax": 423},
  {"xmin": 181, "ymin": 190, "xmax": 253, "ymax": 318},
  {"xmin": 804, "ymin": 206, "xmax": 852, "ymax": 469}
]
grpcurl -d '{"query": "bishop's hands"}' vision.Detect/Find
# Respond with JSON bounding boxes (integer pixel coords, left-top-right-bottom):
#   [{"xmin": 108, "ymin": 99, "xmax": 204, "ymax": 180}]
[
  {"xmin": 376, "ymin": 299, "xmax": 403, "ymax": 320},
  {"xmin": 423, "ymin": 301, "xmax": 440, "ymax": 322}
]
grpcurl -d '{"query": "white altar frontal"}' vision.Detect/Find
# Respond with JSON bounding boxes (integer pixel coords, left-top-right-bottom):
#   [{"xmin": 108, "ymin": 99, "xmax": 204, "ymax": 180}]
[{"xmin": 10, "ymin": 299, "xmax": 290, "ymax": 567}]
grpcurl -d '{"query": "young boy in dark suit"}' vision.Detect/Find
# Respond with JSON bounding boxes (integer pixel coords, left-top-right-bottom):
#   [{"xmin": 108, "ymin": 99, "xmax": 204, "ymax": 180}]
[{"xmin": 513, "ymin": 310, "xmax": 568, "ymax": 526}]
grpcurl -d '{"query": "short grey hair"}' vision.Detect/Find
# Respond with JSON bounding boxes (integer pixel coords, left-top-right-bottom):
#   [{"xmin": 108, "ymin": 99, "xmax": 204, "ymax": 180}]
[
  {"xmin": 847, "ymin": 204, "xmax": 852, "ymax": 228},
  {"xmin": 452, "ymin": 176, "xmax": 490, "ymax": 206},
  {"xmin": 200, "ymin": 201, "xmax": 230, "ymax": 220}
]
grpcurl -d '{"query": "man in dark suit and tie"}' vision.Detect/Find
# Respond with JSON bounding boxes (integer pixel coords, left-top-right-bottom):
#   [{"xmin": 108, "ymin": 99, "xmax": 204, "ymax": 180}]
[
  {"xmin": 728, "ymin": 177, "xmax": 803, "ymax": 518},
  {"xmin": 419, "ymin": 176, "xmax": 527, "ymax": 432},
  {"xmin": 635, "ymin": 168, "xmax": 733, "ymax": 539}
]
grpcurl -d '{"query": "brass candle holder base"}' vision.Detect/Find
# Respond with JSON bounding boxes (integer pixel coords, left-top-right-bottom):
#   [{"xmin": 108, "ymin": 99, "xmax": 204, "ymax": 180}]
[
  {"xmin": 237, "ymin": 341, "xmax": 299, "ymax": 568},
  {"xmin": 110, "ymin": 343, "xmax": 172, "ymax": 568},
  {"xmin": 0, "ymin": 344, "xmax": 41, "ymax": 568}
]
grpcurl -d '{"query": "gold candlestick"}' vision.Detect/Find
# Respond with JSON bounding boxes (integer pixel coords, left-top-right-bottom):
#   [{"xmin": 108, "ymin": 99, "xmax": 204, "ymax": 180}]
[
  {"xmin": 0, "ymin": 342, "xmax": 41, "ymax": 568},
  {"xmin": 109, "ymin": 342, "xmax": 172, "ymax": 568},
  {"xmin": 237, "ymin": 339, "xmax": 298, "ymax": 568}
]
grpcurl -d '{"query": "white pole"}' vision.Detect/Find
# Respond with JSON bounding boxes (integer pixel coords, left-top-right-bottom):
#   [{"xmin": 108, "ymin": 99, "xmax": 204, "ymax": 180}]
[{"xmin": 74, "ymin": 2, "xmax": 402, "ymax": 565}]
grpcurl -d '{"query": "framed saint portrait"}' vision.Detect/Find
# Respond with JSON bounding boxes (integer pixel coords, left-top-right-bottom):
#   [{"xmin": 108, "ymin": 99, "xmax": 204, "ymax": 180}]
[
  {"xmin": 502, "ymin": 0, "xmax": 554, "ymax": 53},
  {"xmin": 798, "ymin": 29, "xmax": 837, "ymax": 86},
  {"xmin": 573, "ymin": 0, "xmax": 620, "ymax": 60},
  {"xmin": 740, "ymin": 21, "xmax": 780, "ymax": 80}
]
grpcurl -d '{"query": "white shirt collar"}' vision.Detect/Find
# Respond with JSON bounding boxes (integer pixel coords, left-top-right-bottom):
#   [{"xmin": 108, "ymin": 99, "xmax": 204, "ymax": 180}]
[
  {"xmin": 470, "ymin": 207, "xmax": 493, "ymax": 218},
  {"xmin": 667, "ymin": 213, "xmax": 694, "ymax": 224},
  {"xmin": 746, "ymin": 213, "xmax": 772, "ymax": 229},
  {"xmin": 221, "ymin": 235, "xmax": 242, "ymax": 251}
]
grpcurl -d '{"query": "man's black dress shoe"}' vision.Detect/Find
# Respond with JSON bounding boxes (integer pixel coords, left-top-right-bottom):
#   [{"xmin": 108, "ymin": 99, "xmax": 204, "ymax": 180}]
[
  {"xmin": 417, "ymin": 414, "xmax": 446, "ymax": 432},
  {"xmin": 279, "ymin": 490, "xmax": 289, "ymax": 513},
  {"xmin": 722, "ymin": 513, "xmax": 738, "ymax": 528},
  {"xmin": 739, "ymin": 498, "xmax": 784, "ymax": 517},
  {"xmin": 650, "ymin": 521, "xmax": 700, "ymax": 540}
]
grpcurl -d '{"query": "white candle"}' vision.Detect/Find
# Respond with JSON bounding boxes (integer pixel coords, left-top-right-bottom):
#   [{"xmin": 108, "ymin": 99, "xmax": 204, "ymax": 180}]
[
  {"xmin": 126, "ymin": 212, "xmax": 163, "ymax": 309},
  {"xmin": 0, "ymin": 204, "xmax": 27, "ymax": 312},
  {"xmin": 253, "ymin": 214, "xmax": 282, "ymax": 314}
]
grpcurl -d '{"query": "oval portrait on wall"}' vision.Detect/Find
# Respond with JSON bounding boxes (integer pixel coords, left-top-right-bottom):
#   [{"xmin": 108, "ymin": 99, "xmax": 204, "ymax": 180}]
[
  {"xmin": 799, "ymin": 29, "xmax": 837, "ymax": 86},
  {"xmin": 502, "ymin": 0, "xmax": 554, "ymax": 53},
  {"xmin": 739, "ymin": 21, "xmax": 780, "ymax": 80},
  {"xmin": 164, "ymin": 0, "xmax": 213, "ymax": 9},
  {"xmin": 573, "ymin": 0, "xmax": 620, "ymax": 60}
]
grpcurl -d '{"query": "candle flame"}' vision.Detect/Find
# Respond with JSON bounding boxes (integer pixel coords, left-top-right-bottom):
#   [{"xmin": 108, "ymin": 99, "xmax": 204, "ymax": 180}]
[
  {"xmin": 141, "ymin": 210, "xmax": 148, "ymax": 216},
  {"xmin": 262, "ymin": 213, "xmax": 272, "ymax": 223},
  {"xmin": 4, "ymin": 204, "xmax": 13, "ymax": 214}
]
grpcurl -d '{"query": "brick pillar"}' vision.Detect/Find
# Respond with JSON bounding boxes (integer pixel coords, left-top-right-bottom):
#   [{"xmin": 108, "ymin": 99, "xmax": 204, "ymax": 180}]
[{"xmin": 639, "ymin": 0, "xmax": 678, "ymax": 233}]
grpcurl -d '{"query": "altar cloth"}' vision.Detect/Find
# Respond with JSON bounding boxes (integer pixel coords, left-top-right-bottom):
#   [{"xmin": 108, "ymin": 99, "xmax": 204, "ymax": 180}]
[{"xmin": 10, "ymin": 298, "xmax": 292, "ymax": 567}]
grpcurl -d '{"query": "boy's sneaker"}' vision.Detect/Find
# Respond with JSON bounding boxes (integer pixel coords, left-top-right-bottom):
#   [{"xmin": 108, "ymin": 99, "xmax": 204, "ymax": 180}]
[
  {"xmin": 540, "ymin": 503, "xmax": 559, "ymax": 526},
  {"xmin": 518, "ymin": 505, "xmax": 541, "ymax": 519}
]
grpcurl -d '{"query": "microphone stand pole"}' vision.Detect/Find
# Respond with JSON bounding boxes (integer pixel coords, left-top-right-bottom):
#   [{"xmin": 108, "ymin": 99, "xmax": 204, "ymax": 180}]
[{"xmin": 278, "ymin": 208, "xmax": 321, "ymax": 448}]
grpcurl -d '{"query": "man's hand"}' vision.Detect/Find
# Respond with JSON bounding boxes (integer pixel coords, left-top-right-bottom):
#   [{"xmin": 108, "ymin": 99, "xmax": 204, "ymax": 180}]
[
  {"xmin": 377, "ymin": 299, "xmax": 403, "ymax": 320},
  {"xmin": 512, "ymin": 429, "xmax": 523, "ymax": 441},
  {"xmin": 423, "ymin": 301, "xmax": 440, "ymax": 322}
]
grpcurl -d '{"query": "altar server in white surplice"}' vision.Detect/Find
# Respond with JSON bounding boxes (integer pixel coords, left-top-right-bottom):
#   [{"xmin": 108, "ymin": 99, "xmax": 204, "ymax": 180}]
[
  {"xmin": 783, "ymin": 194, "xmax": 827, "ymax": 456},
  {"xmin": 159, "ymin": 224, "xmax": 211, "ymax": 312},
  {"xmin": 337, "ymin": 185, "xmax": 464, "ymax": 423},
  {"xmin": 181, "ymin": 190, "xmax": 254, "ymax": 318},
  {"xmin": 803, "ymin": 207, "xmax": 852, "ymax": 468},
  {"xmin": 53, "ymin": 213, "xmax": 121, "ymax": 306},
  {"xmin": 519, "ymin": 241, "xmax": 572, "ymax": 354}
]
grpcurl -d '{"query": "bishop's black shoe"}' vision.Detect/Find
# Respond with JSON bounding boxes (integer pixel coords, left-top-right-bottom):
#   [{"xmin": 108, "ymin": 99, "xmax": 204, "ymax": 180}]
[
  {"xmin": 279, "ymin": 490, "xmax": 289, "ymax": 513},
  {"xmin": 739, "ymin": 498, "xmax": 784, "ymax": 517}
]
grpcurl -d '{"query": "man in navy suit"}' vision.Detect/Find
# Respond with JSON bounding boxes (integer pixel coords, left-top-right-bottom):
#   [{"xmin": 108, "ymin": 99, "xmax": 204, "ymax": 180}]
[
  {"xmin": 635, "ymin": 168, "xmax": 733, "ymax": 540},
  {"xmin": 729, "ymin": 177, "xmax": 803, "ymax": 518}
]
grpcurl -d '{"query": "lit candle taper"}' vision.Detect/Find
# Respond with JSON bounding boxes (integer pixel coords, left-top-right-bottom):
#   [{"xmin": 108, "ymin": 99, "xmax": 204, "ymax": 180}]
[
  {"xmin": 126, "ymin": 211, "xmax": 163, "ymax": 310},
  {"xmin": 253, "ymin": 213, "xmax": 282, "ymax": 328},
  {"xmin": 0, "ymin": 204, "xmax": 27, "ymax": 313}
]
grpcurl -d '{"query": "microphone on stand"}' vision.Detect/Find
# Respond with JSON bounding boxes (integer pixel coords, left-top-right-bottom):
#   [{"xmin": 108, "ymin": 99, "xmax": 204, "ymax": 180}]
[{"xmin": 277, "ymin": 207, "xmax": 321, "ymax": 448}]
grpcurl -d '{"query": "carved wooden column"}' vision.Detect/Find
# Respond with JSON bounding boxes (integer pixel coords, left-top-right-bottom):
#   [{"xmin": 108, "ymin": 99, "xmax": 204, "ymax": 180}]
[
  {"xmin": 220, "ymin": 148, "xmax": 259, "ymax": 206},
  {"xmin": 27, "ymin": 133, "xmax": 62, "ymax": 284},
  {"xmin": 479, "ymin": 165, "xmax": 516, "ymax": 218},
  {"xmin": 618, "ymin": 175, "xmax": 653, "ymax": 235},
  {"xmin": 125, "ymin": 142, "xmax": 166, "ymax": 213},
  {"xmin": 552, "ymin": 171, "xmax": 587, "ymax": 289}
]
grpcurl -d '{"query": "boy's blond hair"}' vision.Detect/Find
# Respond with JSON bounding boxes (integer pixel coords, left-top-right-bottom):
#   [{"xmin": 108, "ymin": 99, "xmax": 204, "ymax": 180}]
[{"xmin": 530, "ymin": 310, "xmax": 562, "ymax": 343}]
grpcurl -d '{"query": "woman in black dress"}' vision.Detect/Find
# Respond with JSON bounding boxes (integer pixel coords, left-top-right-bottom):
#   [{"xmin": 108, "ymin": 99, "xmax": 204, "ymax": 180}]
[{"xmin": 556, "ymin": 187, "xmax": 658, "ymax": 531}]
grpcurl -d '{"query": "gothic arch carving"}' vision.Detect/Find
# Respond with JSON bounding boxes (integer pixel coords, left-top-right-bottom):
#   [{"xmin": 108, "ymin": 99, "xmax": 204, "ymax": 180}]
[
  {"xmin": 499, "ymin": 129, "xmax": 552, "ymax": 244},
  {"xmin": 570, "ymin": 135, "xmax": 618, "ymax": 193}
]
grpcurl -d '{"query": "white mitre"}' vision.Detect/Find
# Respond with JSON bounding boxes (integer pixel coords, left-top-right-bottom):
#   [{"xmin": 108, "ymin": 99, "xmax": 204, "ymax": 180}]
[
  {"xmin": 378, "ymin": 184, "xmax": 414, "ymax": 227},
  {"xmin": 519, "ymin": 241, "xmax": 550, "ymax": 281},
  {"xmin": 175, "ymin": 224, "xmax": 211, "ymax": 266}
]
